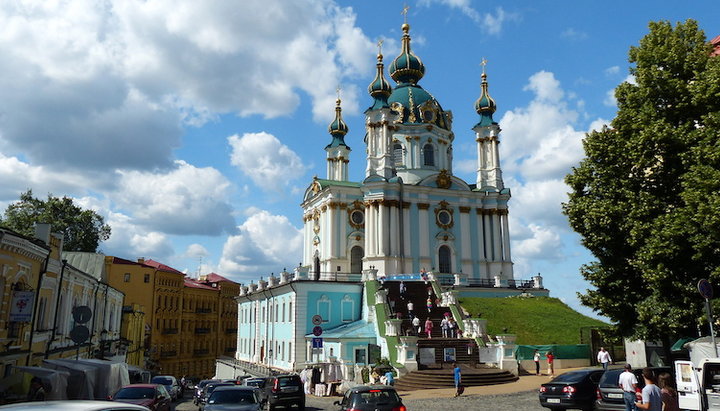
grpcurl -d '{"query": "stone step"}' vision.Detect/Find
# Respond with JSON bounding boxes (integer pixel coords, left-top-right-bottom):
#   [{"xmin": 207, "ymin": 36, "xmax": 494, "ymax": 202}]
[{"xmin": 394, "ymin": 367, "xmax": 518, "ymax": 391}]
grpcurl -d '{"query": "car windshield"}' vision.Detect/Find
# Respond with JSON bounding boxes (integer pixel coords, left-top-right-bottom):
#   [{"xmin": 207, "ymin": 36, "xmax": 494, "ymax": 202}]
[
  {"xmin": 245, "ymin": 380, "xmax": 265, "ymax": 388},
  {"xmin": 151, "ymin": 377, "xmax": 173, "ymax": 385},
  {"xmin": 551, "ymin": 371, "xmax": 591, "ymax": 384},
  {"xmin": 354, "ymin": 390, "xmax": 401, "ymax": 404},
  {"xmin": 599, "ymin": 370, "xmax": 626, "ymax": 388},
  {"xmin": 207, "ymin": 383, "xmax": 234, "ymax": 394},
  {"xmin": 115, "ymin": 387, "xmax": 156, "ymax": 399},
  {"xmin": 278, "ymin": 377, "xmax": 300, "ymax": 387},
  {"xmin": 209, "ymin": 390, "xmax": 257, "ymax": 404}
]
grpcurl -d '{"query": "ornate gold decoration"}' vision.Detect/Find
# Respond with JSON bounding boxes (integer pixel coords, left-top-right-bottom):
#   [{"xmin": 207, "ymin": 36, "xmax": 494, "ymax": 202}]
[
  {"xmin": 459, "ymin": 206, "xmax": 471, "ymax": 213},
  {"xmin": 434, "ymin": 200, "xmax": 454, "ymax": 229},
  {"xmin": 311, "ymin": 178, "xmax": 321, "ymax": 194},
  {"xmin": 355, "ymin": 235, "xmax": 361, "ymax": 241},
  {"xmin": 390, "ymin": 102, "xmax": 405, "ymax": 124},
  {"xmin": 347, "ymin": 200, "xmax": 365, "ymax": 229},
  {"xmin": 321, "ymin": 204, "xmax": 327, "ymax": 212},
  {"xmin": 417, "ymin": 203, "xmax": 430, "ymax": 210},
  {"xmin": 408, "ymin": 88, "xmax": 417, "ymax": 123},
  {"xmin": 436, "ymin": 169, "xmax": 452, "ymax": 189}
]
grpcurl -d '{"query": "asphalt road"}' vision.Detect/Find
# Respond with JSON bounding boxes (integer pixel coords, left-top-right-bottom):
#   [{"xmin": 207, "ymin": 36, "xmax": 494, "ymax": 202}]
[{"xmin": 175, "ymin": 389, "xmax": 544, "ymax": 410}]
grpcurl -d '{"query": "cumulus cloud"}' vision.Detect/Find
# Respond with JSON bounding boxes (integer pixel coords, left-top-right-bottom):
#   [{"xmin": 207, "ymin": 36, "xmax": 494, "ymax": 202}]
[
  {"xmin": 218, "ymin": 210, "xmax": 303, "ymax": 279},
  {"xmin": 561, "ymin": 28, "xmax": 588, "ymax": 41},
  {"xmin": 228, "ymin": 132, "xmax": 308, "ymax": 191},
  {"xmin": 112, "ymin": 160, "xmax": 236, "ymax": 236},
  {"xmin": 0, "ymin": 153, "xmax": 97, "ymax": 200},
  {"xmin": 417, "ymin": 1, "xmax": 516, "ymax": 34},
  {"xmin": 101, "ymin": 210, "xmax": 174, "ymax": 259}
]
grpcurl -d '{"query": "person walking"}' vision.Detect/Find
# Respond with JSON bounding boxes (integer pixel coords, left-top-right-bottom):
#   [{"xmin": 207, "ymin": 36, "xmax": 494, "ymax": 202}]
[
  {"xmin": 533, "ymin": 349, "xmax": 541, "ymax": 375},
  {"xmin": 412, "ymin": 316, "xmax": 421, "ymax": 335},
  {"xmin": 635, "ymin": 367, "xmax": 662, "ymax": 411},
  {"xmin": 424, "ymin": 317, "xmax": 434, "ymax": 338},
  {"xmin": 448, "ymin": 318, "xmax": 456, "ymax": 338},
  {"xmin": 399, "ymin": 281, "xmax": 406, "ymax": 298},
  {"xmin": 453, "ymin": 363, "xmax": 462, "ymax": 397},
  {"xmin": 597, "ymin": 347, "xmax": 612, "ymax": 370},
  {"xmin": 426, "ymin": 297, "xmax": 433, "ymax": 313},
  {"xmin": 407, "ymin": 300, "xmax": 414, "ymax": 319},
  {"xmin": 441, "ymin": 316, "xmax": 450, "ymax": 338},
  {"xmin": 618, "ymin": 363, "xmax": 639, "ymax": 411},
  {"xmin": 657, "ymin": 372, "xmax": 679, "ymax": 411},
  {"xmin": 546, "ymin": 351, "xmax": 555, "ymax": 377},
  {"xmin": 388, "ymin": 295, "xmax": 396, "ymax": 314}
]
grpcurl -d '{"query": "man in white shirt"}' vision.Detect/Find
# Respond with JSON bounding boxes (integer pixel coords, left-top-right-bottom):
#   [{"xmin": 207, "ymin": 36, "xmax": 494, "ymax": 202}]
[
  {"xmin": 597, "ymin": 347, "xmax": 612, "ymax": 370},
  {"xmin": 407, "ymin": 301, "xmax": 414, "ymax": 319},
  {"xmin": 618, "ymin": 364, "xmax": 638, "ymax": 411}
]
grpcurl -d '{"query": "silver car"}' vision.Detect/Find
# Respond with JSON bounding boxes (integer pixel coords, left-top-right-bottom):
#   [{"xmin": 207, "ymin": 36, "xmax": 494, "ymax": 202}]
[
  {"xmin": 204, "ymin": 386, "xmax": 262, "ymax": 411},
  {"xmin": 0, "ymin": 400, "xmax": 150, "ymax": 410}
]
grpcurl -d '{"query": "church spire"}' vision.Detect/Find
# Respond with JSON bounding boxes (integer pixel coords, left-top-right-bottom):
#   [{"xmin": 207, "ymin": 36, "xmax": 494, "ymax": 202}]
[
  {"xmin": 368, "ymin": 39, "xmax": 391, "ymax": 110},
  {"xmin": 474, "ymin": 59, "xmax": 497, "ymax": 128},
  {"xmin": 325, "ymin": 90, "xmax": 351, "ymax": 181},
  {"xmin": 326, "ymin": 92, "xmax": 349, "ymax": 148},
  {"xmin": 389, "ymin": 11, "xmax": 425, "ymax": 85}
]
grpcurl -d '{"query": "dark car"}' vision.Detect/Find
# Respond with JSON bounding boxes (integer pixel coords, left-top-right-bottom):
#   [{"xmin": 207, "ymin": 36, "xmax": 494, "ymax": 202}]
[
  {"xmin": 264, "ymin": 374, "xmax": 305, "ymax": 410},
  {"xmin": 333, "ymin": 385, "xmax": 406, "ymax": 411},
  {"xmin": 199, "ymin": 382, "xmax": 236, "ymax": 410},
  {"xmin": 539, "ymin": 368, "xmax": 605, "ymax": 410},
  {"xmin": 150, "ymin": 375, "xmax": 181, "ymax": 401},
  {"xmin": 595, "ymin": 366, "xmax": 672, "ymax": 410},
  {"xmin": 110, "ymin": 383, "xmax": 172, "ymax": 411},
  {"xmin": 244, "ymin": 378, "xmax": 268, "ymax": 402},
  {"xmin": 195, "ymin": 379, "xmax": 220, "ymax": 405},
  {"xmin": 204, "ymin": 386, "xmax": 263, "ymax": 411}
]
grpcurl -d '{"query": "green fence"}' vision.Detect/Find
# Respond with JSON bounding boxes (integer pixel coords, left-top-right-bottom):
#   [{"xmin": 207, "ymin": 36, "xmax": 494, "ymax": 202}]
[{"xmin": 516, "ymin": 344, "xmax": 591, "ymax": 360}]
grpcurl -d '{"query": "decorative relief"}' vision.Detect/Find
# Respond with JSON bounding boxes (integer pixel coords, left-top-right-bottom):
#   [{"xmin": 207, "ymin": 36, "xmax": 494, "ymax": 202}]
[
  {"xmin": 417, "ymin": 203, "xmax": 430, "ymax": 210},
  {"xmin": 459, "ymin": 206, "xmax": 471, "ymax": 213},
  {"xmin": 347, "ymin": 200, "xmax": 365, "ymax": 229},
  {"xmin": 436, "ymin": 169, "xmax": 452, "ymax": 189},
  {"xmin": 434, "ymin": 200, "xmax": 454, "ymax": 229},
  {"xmin": 311, "ymin": 180, "xmax": 321, "ymax": 194}
]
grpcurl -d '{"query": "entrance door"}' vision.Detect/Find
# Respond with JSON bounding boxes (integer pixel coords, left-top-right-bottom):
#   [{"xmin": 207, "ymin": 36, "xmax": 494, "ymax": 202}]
[{"xmin": 350, "ymin": 246, "xmax": 364, "ymax": 274}]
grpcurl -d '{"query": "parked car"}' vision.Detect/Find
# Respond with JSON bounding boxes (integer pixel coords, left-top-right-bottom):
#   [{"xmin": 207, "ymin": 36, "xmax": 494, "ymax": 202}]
[
  {"xmin": 595, "ymin": 366, "xmax": 671, "ymax": 410},
  {"xmin": 539, "ymin": 367, "xmax": 605, "ymax": 411},
  {"xmin": 199, "ymin": 382, "xmax": 236, "ymax": 410},
  {"xmin": 243, "ymin": 378, "xmax": 268, "ymax": 402},
  {"xmin": 333, "ymin": 385, "xmax": 406, "ymax": 411},
  {"xmin": 150, "ymin": 375, "xmax": 181, "ymax": 401},
  {"xmin": 0, "ymin": 401, "xmax": 150, "ymax": 410},
  {"xmin": 195, "ymin": 379, "xmax": 220, "ymax": 405},
  {"xmin": 204, "ymin": 386, "xmax": 263, "ymax": 411},
  {"xmin": 264, "ymin": 374, "xmax": 305, "ymax": 410},
  {"xmin": 109, "ymin": 384, "xmax": 172, "ymax": 411}
]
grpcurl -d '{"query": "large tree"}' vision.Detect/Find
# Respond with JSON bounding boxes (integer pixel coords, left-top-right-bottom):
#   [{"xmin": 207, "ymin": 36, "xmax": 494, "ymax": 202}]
[
  {"xmin": 563, "ymin": 20, "xmax": 720, "ymax": 346},
  {"xmin": 0, "ymin": 190, "xmax": 111, "ymax": 252}
]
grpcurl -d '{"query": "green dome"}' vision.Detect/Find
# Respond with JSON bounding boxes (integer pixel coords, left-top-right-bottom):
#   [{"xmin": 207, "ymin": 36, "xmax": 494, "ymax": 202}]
[
  {"xmin": 368, "ymin": 52, "xmax": 391, "ymax": 110},
  {"xmin": 326, "ymin": 98, "xmax": 349, "ymax": 148},
  {"xmin": 474, "ymin": 72, "xmax": 497, "ymax": 127},
  {"xmin": 389, "ymin": 24, "xmax": 425, "ymax": 85},
  {"xmin": 388, "ymin": 84, "xmax": 447, "ymax": 129}
]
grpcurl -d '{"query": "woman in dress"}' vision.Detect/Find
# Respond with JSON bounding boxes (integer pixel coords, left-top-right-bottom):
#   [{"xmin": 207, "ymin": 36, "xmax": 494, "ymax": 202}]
[
  {"xmin": 658, "ymin": 372, "xmax": 680, "ymax": 411},
  {"xmin": 424, "ymin": 317, "xmax": 434, "ymax": 339}
]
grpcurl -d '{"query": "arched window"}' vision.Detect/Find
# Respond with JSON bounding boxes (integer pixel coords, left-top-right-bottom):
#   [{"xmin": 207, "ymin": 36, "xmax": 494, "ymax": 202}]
[
  {"xmin": 350, "ymin": 246, "xmax": 364, "ymax": 274},
  {"xmin": 423, "ymin": 144, "xmax": 435, "ymax": 166},
  {"xmin": 439, "ymin": 245, "xmax": 451, "ymax": 273},
  {"xmin": 393, "ymin": 143, "xmax": 404, "ymax": 167}
]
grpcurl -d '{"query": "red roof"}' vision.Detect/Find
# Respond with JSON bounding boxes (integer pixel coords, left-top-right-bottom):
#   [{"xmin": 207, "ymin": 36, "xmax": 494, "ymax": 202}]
[
  {"xmin": 712, "ymin": 35, "xmax": 720, "ymax": 57},
  {"xmin": 203, "ymin": 273, "xmax": 234, "ymax": 283},
  {"xmin": 184, "ymin": 278, "xmax": 216, "ymax": 290},
  {"xmin": 144, "ymin": 259, "xmax": 185, "ymax": 275}
]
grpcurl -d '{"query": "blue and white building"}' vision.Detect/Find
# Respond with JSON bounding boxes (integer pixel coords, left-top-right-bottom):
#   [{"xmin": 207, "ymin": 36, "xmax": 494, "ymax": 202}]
[{"xmin": 234, "ymin": 21, "xmax": 547, "ymax": 376}]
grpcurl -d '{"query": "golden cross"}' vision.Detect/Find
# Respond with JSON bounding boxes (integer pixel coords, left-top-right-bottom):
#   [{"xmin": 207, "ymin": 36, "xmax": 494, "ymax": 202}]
[
  {"xmin": 336, "ymin": 85, "xmax": 341, "ymax": 101},
  {"xmin": 401, "ymin": 4, "xmax": 410, "ymax": 23},
  {"xmin": 377, "ymin": 38, "xmax": 384, "ymax": 55},
  {"xmin": 480, "ymin": 57, "xmax": 488, "ymax": 75}
]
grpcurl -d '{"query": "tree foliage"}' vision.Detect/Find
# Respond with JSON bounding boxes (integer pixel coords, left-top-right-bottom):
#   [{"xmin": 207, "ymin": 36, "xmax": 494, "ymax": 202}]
[
  {"xmin": 563, "ymin": 20, "xmax": 720, "ymax": 342},
  {"xmin": 0, "ymin": 190, "xmax": 111, "ymax": 252}
]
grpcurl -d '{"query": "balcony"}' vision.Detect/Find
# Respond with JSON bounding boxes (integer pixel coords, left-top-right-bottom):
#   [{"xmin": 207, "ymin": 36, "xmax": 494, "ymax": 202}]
[
  {"xmin": 160, "ymin": 350, "xmax": 177, "ymax": 358},
  {"xmin": 194, "ymin": 328, "xmax": 211, "ymax": 334},
  {"xmin": 225, "ymin": 328, "xmax": 237, "ymax": 334},
  {"xmin": 161, "ymin": 328, "xmax": 178, "ymax": 335},
  {"xmin": 193, "ymin": 348, "xmax": 210, "ymax": 356},
  {"xmin": 195, "ymin": 308, "xmax": 212, "ymax": 314}
]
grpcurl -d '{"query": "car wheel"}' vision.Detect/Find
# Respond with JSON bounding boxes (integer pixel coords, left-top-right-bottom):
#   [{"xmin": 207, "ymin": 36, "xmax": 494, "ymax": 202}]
[{"xmin": 297, "ymin": 401, "xmax": 305, "ymax": 410}]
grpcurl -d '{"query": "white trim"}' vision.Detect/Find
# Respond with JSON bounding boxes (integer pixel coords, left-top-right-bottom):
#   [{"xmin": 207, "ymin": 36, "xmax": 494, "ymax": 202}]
[
  {"xmin": 341, "ymin": 294, "xmax": 354, "ymax": 322},
  {"xmin": 317, "ymin": 295, "xmax": 331, "ymax": 323}
]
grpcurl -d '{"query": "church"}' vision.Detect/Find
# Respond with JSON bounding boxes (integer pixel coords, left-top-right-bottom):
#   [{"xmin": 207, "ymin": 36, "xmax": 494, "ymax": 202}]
[{"xmin": 234, "ymin": 19, "xmax": 547, "ymax": 380}]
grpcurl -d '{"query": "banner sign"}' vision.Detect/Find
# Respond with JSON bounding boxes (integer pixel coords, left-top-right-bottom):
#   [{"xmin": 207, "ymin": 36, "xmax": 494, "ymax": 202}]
[{"xmin": 10, "ymin": 291, "xmax": 35, "ymax": 322}]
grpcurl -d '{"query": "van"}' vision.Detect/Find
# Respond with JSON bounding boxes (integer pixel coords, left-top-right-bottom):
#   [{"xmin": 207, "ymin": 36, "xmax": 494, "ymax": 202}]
[{"xmin": 675, "ymin": 358, "xmax": 720, "ymax": 410}]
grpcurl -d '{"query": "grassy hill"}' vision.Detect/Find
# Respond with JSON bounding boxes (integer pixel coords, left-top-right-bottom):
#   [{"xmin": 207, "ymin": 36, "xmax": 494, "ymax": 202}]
[{"xmin": 458, "ymin": 296, "xmax": 609, "ymax": 345}]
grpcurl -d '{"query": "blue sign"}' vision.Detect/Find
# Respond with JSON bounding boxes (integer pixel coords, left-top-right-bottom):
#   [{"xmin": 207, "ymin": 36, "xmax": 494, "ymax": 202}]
[
  {"xmin": 312, "ymin": 338, "xmax": 323, "ymax": 348},
  {"xmin": 698, "ymin": 279, "xmax": 713, "ymax": 299}
]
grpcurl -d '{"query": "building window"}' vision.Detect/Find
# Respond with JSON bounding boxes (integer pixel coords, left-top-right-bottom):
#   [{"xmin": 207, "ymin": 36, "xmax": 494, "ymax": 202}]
[
  {"xmin": 288, "ymin": 342, "xmax": 292, "ymax": 362},
  {"xmin": 288, "ymin": 302, "xmax": 292, "ymax": 321},
  {"xmin": 350, "ymin": 246, "xmax": 364, "ymax": 274},
  {"xmin": 439, "ymin": 245, "xmax": 451, "ymax": 273},
  {"xmin": 355, "ymin": 347, "xmax": 367, "ymax": 364},
  {"xmin": 341, "ymin": 295, "xmax": 353, "ymax": 322},
  {"xmin": 124, "ymin": 273, "xmax": 130, "ymax": 282},
  {"xmin": 423, "ymin": 144, "xmax": 435, "ymax": 166},
  {"xmin": 282, "ymin": 303, "xmax": 286, "ymax": 323},
  {"xmin": 393, "ymin": 143, "xmax": 404, "ymax": 167},
  {"xmin": 317, "ymin": 295, "xmax": 330, "ymax": 323},
  {"xmin": 144, "ymin": 274, "xmax": 150, "ymax": 283}
]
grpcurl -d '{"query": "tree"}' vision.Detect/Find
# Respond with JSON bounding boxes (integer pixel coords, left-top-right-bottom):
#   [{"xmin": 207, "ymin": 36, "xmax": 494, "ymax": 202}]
[
  {"xmin": 563, "ymin": 20, "xmax": 720, "ymax": 347},
  {"xmin": 0, "ymin": 190, "xmax": 111, "ymax": 252}
]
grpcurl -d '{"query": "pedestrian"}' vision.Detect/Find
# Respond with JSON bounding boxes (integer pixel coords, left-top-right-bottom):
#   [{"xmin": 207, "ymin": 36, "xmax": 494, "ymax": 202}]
[
  {"xmin": 424, "ymin": 317, "xmax": 434, "ymax": 338},
  {"xmin": 426, "ymin": 297, "xmax": 433, "ymax": 313},
  {"xmin": 453, "ymin": 362, "xmax": 463, "ymax": 397},
  {"xmin": 384, "ymin": 370, "xmax": 395, "ymax": 386},
  {"xmin": 395, "ymin": 311, "xmax": 403, "ymax": 320},
  {"xmin": 546, "ymin": 351, "xmax": 555, "ymax": 377},
  {"xmin": 388, "ymin": 295, "xmax": 396, "ymax": 313},
  {"xmin": 597, "ymin": 347, "xmax": 612, "ymax": 370},
  {"xmin": 618, "ymin": 363, "xmax": 639, "ymax": 411},
  {"xmin": 412, "ymin": 316, "xmax": 421, "ymax": 335},
  {"xmin": 635, "ymin": 367, "xmax": 661, "ymax": 411},
  {"xmin": 27, "ymin": 377, "xmax": 45, "ymax": 401},
  {"xmin": 657, "ymin": 372, "xmax": 680, "ymax": 411},
  {"xmin": 399, "ymin": 281, "xmax": 406, "ymax": 298},
  {"xmin": 407, "ymin": 300, "xmax": 414, "ymax": 318},
  {"xmin": 448, "ymin": 317, "xmax": 456, "ymax": 338},
  {"xmin": 533, "ymin": 349, "xmax": 541, "ymax": 375},
  {"xmin": 441, "ymin": 316, "xmax": 450, "ymax": 338},
  {"xmin": 427, "ymin": 285, "xmax": 433, "ymax": 297}
]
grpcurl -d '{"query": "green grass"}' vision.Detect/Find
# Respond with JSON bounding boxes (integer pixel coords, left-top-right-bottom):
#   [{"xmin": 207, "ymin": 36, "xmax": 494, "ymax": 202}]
[{"xmin": 458, "ymin": 296, "xmax": 609, "ymax": 345}]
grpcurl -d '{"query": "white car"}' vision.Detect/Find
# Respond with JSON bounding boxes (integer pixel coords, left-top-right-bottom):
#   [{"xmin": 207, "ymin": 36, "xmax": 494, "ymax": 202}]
[{"xmin": 0, "ymin": 401, "xmax": 150, "ymax": 410}]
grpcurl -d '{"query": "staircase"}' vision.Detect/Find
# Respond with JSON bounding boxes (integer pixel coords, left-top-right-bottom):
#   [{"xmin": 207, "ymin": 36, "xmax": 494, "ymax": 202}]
[
  {"xmin": 393, "ymin": 364, "xmax": 518, "ymax": 391},
  {"xmin": 383, "ymin": 280, "xmax": 455, "ymax": 338},
  {"xmin": 416, "ymin": 338, "xmax": 480, "ymax": 367}
]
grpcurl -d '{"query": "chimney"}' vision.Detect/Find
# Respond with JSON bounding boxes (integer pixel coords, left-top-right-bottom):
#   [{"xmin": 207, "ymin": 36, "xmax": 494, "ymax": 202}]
[
  {"xmin": 34, "ymin": 223, "xmax": 51, "ymax": 244},
  {"xmin": 137, "ymin": 258, "xmax": 145, "ymax": 264}
]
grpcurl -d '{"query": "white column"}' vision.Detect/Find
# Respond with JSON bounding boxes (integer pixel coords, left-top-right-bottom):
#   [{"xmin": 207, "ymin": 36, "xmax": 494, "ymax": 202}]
[
  {"xmin": 340, "ymin": 207, "xmax": 347, "ymax": 259},
  {"xmin": 483, "ymin": 212, "xmax": 493, "ymax": 261},
  {"xmin": 501, "ymin": 212, "xmax": 512, "ymax": 261},
  {"xmin": 379, "ymin": 202, "xmax": 389, "ymax": 256},
  {"xmin": 476, "ymin": 210, "xmax": 486, "ymax": 261},
  {"xmin": 366, "ymin": 202, "xmax": 376, "ymax": 257},
  {"xmin": 403, "ymin": 205, "xmax": 411, "ymax": 262},
  {"xmin": 460, "ymin": 211, "xmax": 470, "ymax": 262},
  {"xmin": 492, "ymin": 212, "xmax": 502, "ymax": 262},
  {"xmin": 327, "ymin": 158, "xmax": 333, "ymax": 180},
  {"xmin": 390, "ymin": 203, "xmax": 399, "ymax": 256},
  {"xmin": 419, "ymin": 206, "xmax": 430, "ymax": 259},
  {"xmin": 328, "ymin": 206, "xmax": 336, "ymax": 258}
]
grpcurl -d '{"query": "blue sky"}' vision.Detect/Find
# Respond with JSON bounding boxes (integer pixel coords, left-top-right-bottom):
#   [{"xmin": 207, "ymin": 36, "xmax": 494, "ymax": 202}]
[{"xmin": 1, "ymin": 0, "xmax": 718, "ymax": 318}]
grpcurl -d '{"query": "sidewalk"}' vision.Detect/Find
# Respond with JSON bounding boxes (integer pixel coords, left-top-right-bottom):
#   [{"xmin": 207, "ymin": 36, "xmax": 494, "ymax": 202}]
[{"xmin": 398, "ymin": 367, "xmax": 585, "ymax": 400}]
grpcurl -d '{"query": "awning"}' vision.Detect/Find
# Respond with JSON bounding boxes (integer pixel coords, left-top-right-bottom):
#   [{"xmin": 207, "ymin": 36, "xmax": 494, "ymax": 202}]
[{"xmin": 671, "ymin": 337, "xmax": 695, "ymax": 352}]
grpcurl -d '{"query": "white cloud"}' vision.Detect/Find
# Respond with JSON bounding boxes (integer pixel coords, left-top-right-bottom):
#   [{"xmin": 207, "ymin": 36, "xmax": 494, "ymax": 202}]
[
  {"xmin": 184, "ymin": 244, "xmax": 209, "ymax": 259},
  {"xmin": 417, "ymin": 1, "xmax": 515, "ymax": 34},
  {"xmin": 218, "ymin": 210, "xmax": 302, "ymax": 278},
  {"xmin": 0, "ymin": 153, "xmax": 97, "ymax": 200},
  {"xmin": 228, "ymin": 132, "xmax": 308, "ymax": 191},
  {"xmin": 512, "ymin": 223, "xmax": 563, "ymax": 260},
  {"xmin": 112, "ymin": 160, "xmax": 236, "ymax": 235},
  {"xmin": 561, "ymin": 28, "xmax": 588, "ymax": 41},
  {"xmin": 604, "ymin": 66, "xmax": 620, "ymax": 76},
  {"xmin": 522, "ymin": 71, "xmax": 564, "ymax": 103},
  {"xmin": 101, "ymin": 210, "xmax": 174, "ymax": 259}
]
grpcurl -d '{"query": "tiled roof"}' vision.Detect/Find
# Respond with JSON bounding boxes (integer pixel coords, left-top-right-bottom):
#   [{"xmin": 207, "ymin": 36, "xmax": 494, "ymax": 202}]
[
  {"xmin": 144, "ymin": 259, "xmax": 184, "ymax": 275},
  {"xmin": 203, "ymin": 273, "xmax": 233, "ymax": 283},
  {"xmin": 712, "ymin": 35, "xmax": 720, "ymax": 56},
  {"xmin": 184, "ymin": 278, "xmax": 216, "ymax": 290}
]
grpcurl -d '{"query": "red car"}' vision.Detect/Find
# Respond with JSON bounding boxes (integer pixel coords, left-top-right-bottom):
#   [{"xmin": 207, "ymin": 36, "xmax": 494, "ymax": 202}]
[{"xmin": 110, "ymin": 383, "xmax": 172, "ymax": 411}]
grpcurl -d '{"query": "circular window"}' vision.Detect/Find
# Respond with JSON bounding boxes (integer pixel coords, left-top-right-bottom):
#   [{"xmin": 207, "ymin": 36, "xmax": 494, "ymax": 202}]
[
  {"xmin": 437, "ymin": 210, "xmax": 452, "ymax": 226},
  {"xmin": 350, "ymin": 210, "xmax": 364, "ymax": 225}
]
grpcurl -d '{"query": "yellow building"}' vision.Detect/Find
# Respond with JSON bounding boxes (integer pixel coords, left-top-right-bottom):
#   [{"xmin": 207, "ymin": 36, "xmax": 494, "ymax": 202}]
[
  {"xmin": 199, "ymin": 274, "xmax": 240, "ymax": 363},
  {"xmin": 120, "ymin": 303, "xmax": 146, "ymax": 367}
]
